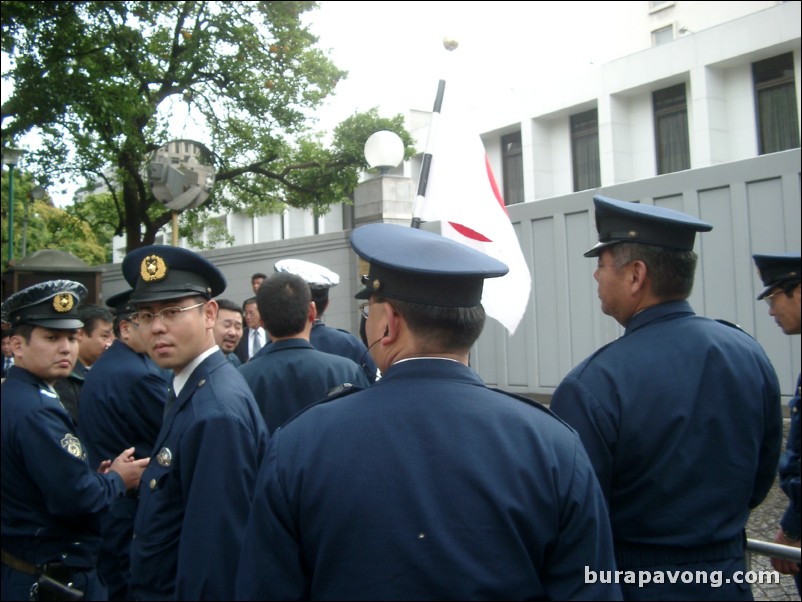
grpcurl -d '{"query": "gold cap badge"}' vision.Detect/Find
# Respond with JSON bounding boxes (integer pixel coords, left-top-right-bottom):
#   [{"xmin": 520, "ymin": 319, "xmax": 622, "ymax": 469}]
[
  {"xmin": 141, "ymin": 254, "xmax": 168, "ymax": 282},
  {"xmin": 53, "ymin": 293, "xmax": 74, "ymax": 313}
]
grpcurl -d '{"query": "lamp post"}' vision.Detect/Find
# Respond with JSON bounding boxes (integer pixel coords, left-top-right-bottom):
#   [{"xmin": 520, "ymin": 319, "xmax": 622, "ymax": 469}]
[
  {"xmin": 353, "ymin": 130, "xmax": 412, "ymax": 229},
  {"xmin": 22, "ymin": 185, "xmax": 46, "ymax": 258},
  {"xmin": 3, "ymin": 148, "xmax": 25, "ymax": 264}
]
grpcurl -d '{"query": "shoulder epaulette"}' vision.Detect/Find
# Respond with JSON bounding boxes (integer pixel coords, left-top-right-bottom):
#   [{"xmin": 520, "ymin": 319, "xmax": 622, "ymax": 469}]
[
  {"xmin": 275, "ymin": 383, "xmax": 364, "ymax": 432},
  {"xmin": 715, "ymin": 318, "xmax": 755, "ymax": 339},
  {"xmin": 325, "ymin": 382, "xmax": 364, "ymax": 400},
  {"xmin": 488, "ymin": 387, "xmax": 576, "ymax": 431}
]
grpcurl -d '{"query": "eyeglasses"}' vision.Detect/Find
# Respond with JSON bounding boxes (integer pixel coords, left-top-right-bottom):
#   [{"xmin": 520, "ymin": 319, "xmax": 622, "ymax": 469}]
[
  {"xmin": 763, "ymin": 290, "xmax": 784, "ymax": 306},
  {"xmin": 358, "ymin": 302, "xmax": 370, "ymax": 320},
  {"xmin": 131, "ymin": 302, "xmax": 206, "ymax": 327}
]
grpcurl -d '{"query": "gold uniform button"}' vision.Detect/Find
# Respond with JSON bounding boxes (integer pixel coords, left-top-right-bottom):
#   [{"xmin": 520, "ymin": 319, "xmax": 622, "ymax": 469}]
[{"xmin": 149, "ymin": 478, "xmax": 157, "ymax": 490}]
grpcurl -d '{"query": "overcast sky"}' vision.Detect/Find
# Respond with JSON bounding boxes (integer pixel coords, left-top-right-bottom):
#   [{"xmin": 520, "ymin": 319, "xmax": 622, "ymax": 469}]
[
  {"xmin": 302, "ymin": 1, "xmax": 638, "ymax": 133},
  {"xmin": 3, "ymin": 1, "xmax": 639, "ymax": 205}
]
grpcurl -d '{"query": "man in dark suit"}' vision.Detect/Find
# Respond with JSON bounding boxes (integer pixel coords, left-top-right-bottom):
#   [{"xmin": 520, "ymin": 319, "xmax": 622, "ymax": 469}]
[
  {"xmin": 1, "ymin": 330, "xmax": 13, "ymax": 378},
  {"xmin": 234, "ymin": 297, "xmax": 264, "ymax": 364}
]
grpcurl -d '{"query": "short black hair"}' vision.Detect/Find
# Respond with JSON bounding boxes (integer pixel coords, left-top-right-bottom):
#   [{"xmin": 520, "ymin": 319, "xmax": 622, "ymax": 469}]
[
  {"xmin": 78, "ymin": 304, "xmax": 114, "ymax": 336},
  {"xmin": 374, "ymin": 295, "xmax": 486, "ymax": 352},
  {"xmin": 610, "ymin": 243, "xmax": 697, "ymax": 301},
  {"xmin": 8, "ymin": 323, "xmax": 36, "ymax": 342},
  {"xmin": 217, "ymin": 298, "xmax": 244, "ymax": 315},
  {"xmin": 310, "ymin": 287, "xmax": 330, "ymax": 318},
  {"xmin": 257, "ymin": 273, "xmax": 310, "ymax": 338}
]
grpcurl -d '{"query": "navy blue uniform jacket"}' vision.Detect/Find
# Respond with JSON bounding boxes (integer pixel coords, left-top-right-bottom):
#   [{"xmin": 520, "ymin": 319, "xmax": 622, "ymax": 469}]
[
  {"xmin": 310, "ymin": 320, "xmax": 378, "ymax": 382},
  {"xmin": 779, "ymin": 375, "xmax": 800, "ymax": 540},
  {"xmin": 551, "ymin": 301, "xmax": 782, "ymax": 560},
  {"xmin": 1, "ymin": 367, "xmax": 127, "ymax": 600},
  {"xmin": 128, "ymin": 350, "xmax": 268, "ymax": 601},
  {"xmin": 235, "ymin": 358, "xmax": 621, "ymax": 601},
  {"xmin": 77, "ymin": 339, "xmax": 168, "ymax": 599},
  {"xmin": 239, "ymin": 338, "xmax": 370, "ymax": 434},
  {"xmin": 78, "ymin": 339, "xmax": 167, "ymax": 466}
]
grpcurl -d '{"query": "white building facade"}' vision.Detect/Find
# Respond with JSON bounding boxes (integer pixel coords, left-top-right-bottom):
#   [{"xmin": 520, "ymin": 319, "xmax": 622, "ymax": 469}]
[{"xmin": 478, "ymin": 1, "xmax": 800, "ymax": 208}]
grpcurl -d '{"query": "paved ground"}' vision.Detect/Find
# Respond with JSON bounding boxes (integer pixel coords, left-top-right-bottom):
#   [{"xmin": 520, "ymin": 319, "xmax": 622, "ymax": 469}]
[{"xmin": 746, "ymin": 416, "xmax": 799, "ymax": 601}]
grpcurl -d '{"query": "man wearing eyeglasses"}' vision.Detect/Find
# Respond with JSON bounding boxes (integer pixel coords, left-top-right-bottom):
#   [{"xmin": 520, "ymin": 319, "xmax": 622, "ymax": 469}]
[
  {"xmin": 753, "ymin": 252, "xmax": 801, "ymax": 596},
  {"xmin": 121, "ymin": 245, "xmax": 268, "ymax": 601}
]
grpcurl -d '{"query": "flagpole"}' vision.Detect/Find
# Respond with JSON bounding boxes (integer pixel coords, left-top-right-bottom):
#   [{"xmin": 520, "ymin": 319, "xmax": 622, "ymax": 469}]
[{"xmin": 410, "ymin": 37, "xmax": 458, "ymax": 229}]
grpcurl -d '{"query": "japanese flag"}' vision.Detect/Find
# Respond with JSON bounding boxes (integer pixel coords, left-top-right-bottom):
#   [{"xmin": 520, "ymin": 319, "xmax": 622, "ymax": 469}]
[{"xmin": 420, "ymin": 105, "xmax": 532, "ymax": 336}]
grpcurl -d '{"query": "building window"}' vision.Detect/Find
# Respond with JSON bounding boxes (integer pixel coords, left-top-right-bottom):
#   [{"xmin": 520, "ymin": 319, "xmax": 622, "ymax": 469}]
[
  {"xmin": 501, "ymin": 131, "xmax": 524, "ymax": 205},
  {"xmin": 753, "ymin": 53, "xmax": 800, "ymax": 155},
  {"xmin": 649, "ymin": 1, "xmax": 674, "ymax": 12},
  {"xmin": 653, "ymin": 83, "xmax": 690, "ymax": 175},
  {"xmin": 652, "ymin": 25, "xmax": 674, "ymax": 46},
  {"xmin": 570, "ymin": 109, "xmax": 601, "ymax": 191}
]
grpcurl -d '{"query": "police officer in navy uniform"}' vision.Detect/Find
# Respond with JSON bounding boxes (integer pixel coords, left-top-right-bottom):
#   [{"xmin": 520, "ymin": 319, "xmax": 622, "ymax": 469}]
[
  {"xmin": 1, "ymin": 280, "xmax": 149, "ymax": 601},
  {"xmin": 275, "ymin": 258, "xmax": 379, "ymax": 382},
  {"xmin": 235, "ymin": 223, "xmax": 620, "ymax": 600},
  {"xmin": 239, "ymin": 271, "xmax": 370, "ymax": 434},
  {"xmin": 551, "ymin": 196, "xmax": 783, "ymax": 600},
  {"xmin": 122, "ymin": 245, "xmax": 268, "ymax": 601},
  {"xmin": 753, "ymin": 252, "xmax": 801, "ymax": 595},
  {"xmin": 77, "ymin": 289, "xmax": 169, "ymax": 600}
]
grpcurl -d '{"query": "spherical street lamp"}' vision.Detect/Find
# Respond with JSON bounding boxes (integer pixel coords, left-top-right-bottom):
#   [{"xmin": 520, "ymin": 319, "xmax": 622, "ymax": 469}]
[{"xmin": 363, "ymin": 131, "xmax": 404, "ymax": 175}]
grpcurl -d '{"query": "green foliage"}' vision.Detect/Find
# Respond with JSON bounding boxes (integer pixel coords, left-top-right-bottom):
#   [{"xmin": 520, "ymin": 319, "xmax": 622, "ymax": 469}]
[
  {"xmin": 1, "ymin": 1, "xmax": 416, "ymax": 254},
  {"xmin": 0, "ymin": 169, "xmax": 112, "ymax": 272}
]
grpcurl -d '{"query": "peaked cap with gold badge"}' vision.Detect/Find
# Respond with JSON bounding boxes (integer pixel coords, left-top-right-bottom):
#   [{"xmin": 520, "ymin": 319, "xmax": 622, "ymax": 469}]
[
  {"xmin": 1, "ymin": 280, "xmax": 87, "ymax": 330},
  {"xmin": 584, "ymin": 195, "xmax": 713, "ymax": 258},
  {"xmin": 122, "ymin": 245, "xmax": 226, "ymax": 304}
]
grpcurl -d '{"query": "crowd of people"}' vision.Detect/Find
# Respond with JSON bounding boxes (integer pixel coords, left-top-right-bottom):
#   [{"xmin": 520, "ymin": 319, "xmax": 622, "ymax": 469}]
[{"xmin": 0, "ymin": 194, "xmax": 799, "ymax": 601}]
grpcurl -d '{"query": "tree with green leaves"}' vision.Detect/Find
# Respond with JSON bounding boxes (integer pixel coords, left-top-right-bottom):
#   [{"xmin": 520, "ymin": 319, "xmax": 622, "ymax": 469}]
[
  {"xmin": 1, "ymin": 1, "xmax": 415, "ymax": 254},
  {"xmin": 1, "ymin": 169, "xmax": 113, "ymax": 269}
]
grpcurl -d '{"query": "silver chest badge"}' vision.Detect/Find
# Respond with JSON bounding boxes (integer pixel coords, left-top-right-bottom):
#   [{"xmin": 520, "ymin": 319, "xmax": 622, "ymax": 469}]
[{"xmin": 156, "ymin": 447, "xmax": 173, "ymax": 467}]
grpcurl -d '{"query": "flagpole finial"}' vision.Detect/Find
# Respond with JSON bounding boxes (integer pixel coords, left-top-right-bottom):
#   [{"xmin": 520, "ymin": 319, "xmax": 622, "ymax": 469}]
[{"xmin": 443, "ymin": 37, "xmax": 459, "ymax": 51}]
